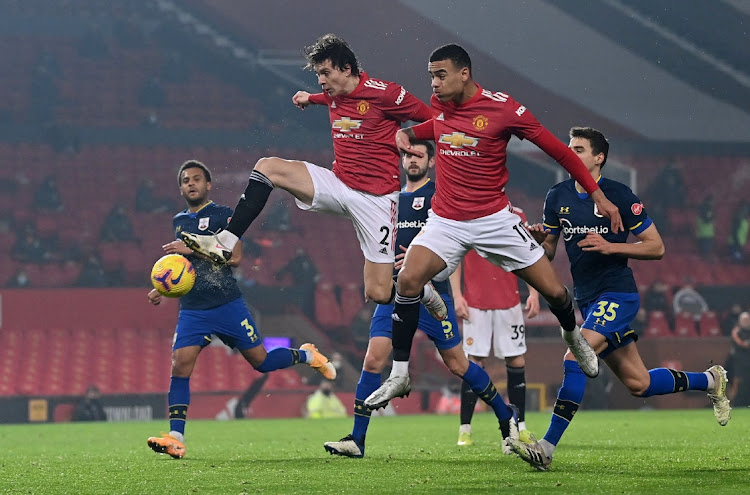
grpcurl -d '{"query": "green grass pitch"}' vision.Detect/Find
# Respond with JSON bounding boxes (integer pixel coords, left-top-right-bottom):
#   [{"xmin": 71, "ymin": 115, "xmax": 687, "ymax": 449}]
[{"xmin": 0, "ymin": 408, "xmax": 746, "ymax": 494}]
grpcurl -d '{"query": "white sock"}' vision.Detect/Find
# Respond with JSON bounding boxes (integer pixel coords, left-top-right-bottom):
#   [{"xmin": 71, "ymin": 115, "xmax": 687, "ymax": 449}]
[
  {"xmin": 420, "ymin": 283, "xmax": 434, "ymax": 303},
  {"xmin": 391, "ymin": 360, "xmax": 410, "ymax": 376},
  {"xmin": 539, "ymin": 439, "xmax": 555, "ymax": 458},
  {"xmin": 459, "ymin": 424, "xmax": 472, "ymax": 434},
  {"xmin": 518, "ymin": 421, "xmax": 527, "ymax": 431},
  {"xmin": 303, "ymin": 349, "xmax": 314, "ymax": 364},
  {"xmin": 705, "ymin": 371, "xmax": 715, "ymax": 392},
  {"xmin": 169, "ymin": 431, "xmax": 185, "ymax": 443},
  {"xmin": 216, "ymin": 230, "xmax": 239, "ymax": 250}
]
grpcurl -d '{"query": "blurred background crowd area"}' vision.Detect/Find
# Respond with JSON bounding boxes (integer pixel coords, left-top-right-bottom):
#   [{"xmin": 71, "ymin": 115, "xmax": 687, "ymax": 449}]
[{"xmin": 1, "ymin": 1, "xmax": 749, "ymax": 406}]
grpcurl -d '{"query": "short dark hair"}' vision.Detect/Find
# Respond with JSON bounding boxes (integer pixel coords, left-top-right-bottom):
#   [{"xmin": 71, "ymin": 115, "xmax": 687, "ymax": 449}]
[
  {"xmin": 569, "ymin": 126, "xmax": 609, "ymax": 168},
  {"xmin": 429, "ymin": 44, "xmax": 472, "ymax": 74},
  {"xmin": 177, "ymin": 160, "xmax": 212, "ymax": 185},
  {"xmin": 303, "ymin": 34, "xmax": 360, "ymax": 76},
  {"xmin": 403, "ymin": 140, "xmax": 435, "ymax": 160}
]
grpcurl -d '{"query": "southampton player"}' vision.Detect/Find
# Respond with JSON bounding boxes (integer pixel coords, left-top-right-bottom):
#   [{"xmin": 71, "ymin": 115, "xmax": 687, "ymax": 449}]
[
  {"xmin": 365, "ymin": 44, "xmax": 624, "ymax": 410},
  {"xmin": 449, "ymin": 204, "xmax": 540, "ymax": 448},
  {"xmin": 323, "ymin": 141, "xmax": 519, "ymax": 458},
  {"xmin": 180, "ymin": 34, "xmax": 446, "ymax": 320},
  {"xmin": 146, "ymin": 160, "xmax": 336, "ymax": 459},
  {"xmin": 509, "ymin": 127, "xmax": 731, "ymax": 471}
]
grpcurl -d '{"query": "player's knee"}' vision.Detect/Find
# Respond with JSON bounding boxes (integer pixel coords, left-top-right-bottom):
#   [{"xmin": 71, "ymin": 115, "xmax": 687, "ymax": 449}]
[
  {"xmin": 544, "ymin": 284, "xmax": 569, "ymax": 307},
  {"xmin": 253, "ymin": 157, "xmax": 283, "ymax": 183},
  {"xmin": 395, "ymin": 272, "xmax": 423, "ymax": 297},
  {"xmin": 362, "ymin": 353, "xmax": 387, "ymax": 373},
  {"xmin": 627, "ymin": 378, "xmax": 651, "ymax": 397},
  {"xmin": 443, "ymin": 355, "xmax": 469, "ymax": 377},
  {"xmin": 365, "ymin": 285, "xmax": 392, "ymax": 305}
]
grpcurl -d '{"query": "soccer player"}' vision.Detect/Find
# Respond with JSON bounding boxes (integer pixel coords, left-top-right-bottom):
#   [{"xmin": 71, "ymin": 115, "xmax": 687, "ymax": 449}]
[
  {"xmin": 180, "ymin": 34, "xmax": 446, "ymax": 319},
  {"xmin": 365, "ymin": 44, "xmax": 623, "ymax": 409},
  {"xmin": 323, "ymin": 141, "xmax": 519, "ymax": 458},
  {"xmin": 146, "ymin": 160, "xmax": 336, "ymax": 459},
  {"xmin": 449, "ymin": 205, "xmax": 540, "ymax": 448},
  {"xmin": 508, "ymin": 127, "xmax": 731, "ymax": 471}
]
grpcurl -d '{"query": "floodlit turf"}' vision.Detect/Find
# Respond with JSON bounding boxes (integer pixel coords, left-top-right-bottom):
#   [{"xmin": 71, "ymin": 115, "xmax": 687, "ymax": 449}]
[{"xmin": 0, "ymin": 408, "xmax": 746, "ymax": 494}]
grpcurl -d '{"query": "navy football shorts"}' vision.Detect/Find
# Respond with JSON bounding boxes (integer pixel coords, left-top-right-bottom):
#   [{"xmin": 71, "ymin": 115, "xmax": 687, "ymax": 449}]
[
  {"xmin": 579, "ymin": 292, "xmax": 641, "ymax": 359},
  {"xmin": 173, "ymin": 297, "xmax": 262, "ymax": 351}
]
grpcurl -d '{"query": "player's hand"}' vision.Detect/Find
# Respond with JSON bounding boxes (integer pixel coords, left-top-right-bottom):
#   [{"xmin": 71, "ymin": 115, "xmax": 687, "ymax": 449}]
[
  {"xmin": 162, "ymin": 240, "xmax": 192, "ymax": 255},
  {"xmin": 578, "ymin": 231, "xmax": 614, "ymax": 254},
  {"xmin": 147, "ymin": 289, "xmax": 162, "ymax": 306},
  {"xmin": 526, "ymin": 223, "xmax": 551, "ymax": 245},
  {"xmin": 590, "ymin": 190, "xmax": 623, "ymax": 233},
  {"xmin": 525, "ymin": 293, "xmax": 540, "ymax": 318},
  {"xmin": 394, "ymin": 244, "xmax": 408, "ymax": 271},
  {"xmin": 292, "ymin": 91, "xmax": 311, "ymax": 110},
  {"xmin": 453, "ymin": 294, "xmax": 470, "ymax": 321},
  {"xmin": 396, "ymin": 130, "xmax": 424, "ymax": 157}
]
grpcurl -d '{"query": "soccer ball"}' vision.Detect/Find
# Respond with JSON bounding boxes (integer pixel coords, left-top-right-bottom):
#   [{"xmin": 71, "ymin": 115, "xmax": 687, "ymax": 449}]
[{"xmin": 150, "ymin": 254, "xmax": 196, "ymax": 297}]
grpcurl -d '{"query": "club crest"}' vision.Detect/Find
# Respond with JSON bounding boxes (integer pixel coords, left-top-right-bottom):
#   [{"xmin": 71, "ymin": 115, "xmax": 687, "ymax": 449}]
[
  {"xmin": 198, "ymin": 217, "xmax": 210, "ymax": 231},
  {"xmin": 412, "ymin": 197, "xmax": 425, "ymax": 210}
]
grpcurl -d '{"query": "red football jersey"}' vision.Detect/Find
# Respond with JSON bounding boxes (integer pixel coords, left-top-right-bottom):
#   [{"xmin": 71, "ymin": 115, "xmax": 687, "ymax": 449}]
[
  {"xmin": 417, "ymin": 84, "xmax": 544, "ymax": 220},
  {"xmin": 462, "ymin": 206, "xmax": 528, "ymax": 310},
  {"xmin": 312, "ymin": 72, "xmax": 432, "ymax": 196}
]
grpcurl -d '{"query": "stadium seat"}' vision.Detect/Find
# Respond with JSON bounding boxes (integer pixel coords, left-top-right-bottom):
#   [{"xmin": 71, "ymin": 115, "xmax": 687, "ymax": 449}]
[
  {"xmin": 314, "ymin": 283, "xmax": 344, "ymax": 327},
  {"xmin": 645, "ymin": 311, "xmax": 673, "ymax": 338},
  {"xmin": 698, "ymin": 311, "xmax": 722, "ymax": 337},
  {"xmin": 673, "ymin": 312, "xmax": 699, "ymax": 338}
]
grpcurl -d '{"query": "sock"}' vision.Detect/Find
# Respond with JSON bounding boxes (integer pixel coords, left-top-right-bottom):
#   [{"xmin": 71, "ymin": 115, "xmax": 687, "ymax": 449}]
[
  {"xmin": 390, "ymin": 360, "xmax": 409, "ymax": 376},
  {"xmin": 420, "ymin": 284, "xmax": 434, "ymax": 304},
  {"xmin": 548, "ymin": 286, "xmax": 577, "ymax": 332},
  {"xmin": 225, "ymin": 170, "xmax": 274, "ymax": 239},
  {"xmin": 460, "ymin": 379, "xmax": 479, "ymax": 425},
  {"xmin": 641, "ymin": 368, "xmax": 709, "ymax": 397},
  {"xmin": 216, "ymin": 230, "xmax": 239, "ymax": 250},
  {"xmin": 462, "ymin": 361, "xmax": 513, "ymax": 432},
  {"xmin": 255, "ymin": 348, "xmax": 304, "ymax": 373},
  {"xmin": 543, "ymin": 360, "xmax": 586, "ymax": 447},
  {"xmin": 459, "ymin": 424, "xmax": 472, "ymax": 434},
  {"xmin": 168, "ymin": 376, "xmax": 190, "ymax": 437},
  {"xmin": 391, "ymin": 293, "xmax": 421, "ymax": 362},
  {"xmin": 169, "ymin": 430, "xmax": 185, "ymax": 443},
  {"xmin": 352, "ymin": 370, "xmax": 381, "ymax": 444},
  {"xmin": 507, "ymin": 365, "xmax": 526, "ymax": 423}
]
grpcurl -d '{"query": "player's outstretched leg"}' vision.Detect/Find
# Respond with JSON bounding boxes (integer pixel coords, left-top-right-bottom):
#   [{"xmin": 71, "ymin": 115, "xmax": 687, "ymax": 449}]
[
  {"xmin": 300, "ymin": 343, "xmax": 337, "ymax": 380},
  {"xmin": 147, "ymin": 433, "xmax": 186, "ymax": 459},
  {"xmin": 706, "ymin": 365, "xmax": 731, "ymax": 426}
]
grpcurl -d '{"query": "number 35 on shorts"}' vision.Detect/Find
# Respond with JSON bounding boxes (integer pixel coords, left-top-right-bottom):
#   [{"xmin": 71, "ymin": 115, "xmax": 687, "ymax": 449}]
[{"xmin": 592, "ymin": 301, "xmax": 619, "ymax": 322}]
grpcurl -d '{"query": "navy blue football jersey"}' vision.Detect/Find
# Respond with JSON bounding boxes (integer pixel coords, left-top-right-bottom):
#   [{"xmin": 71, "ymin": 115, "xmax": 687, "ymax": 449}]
[
  {"xmin": 173, "ymin": 202, "xmax": 242, "ymax": 310},
  {"xmin": 396, "ymin": 180, "xmax": 449, "ymax": 293},
  {"xmin": 542, "ymin": 177, "xmax": 652, "ymax": 305}
]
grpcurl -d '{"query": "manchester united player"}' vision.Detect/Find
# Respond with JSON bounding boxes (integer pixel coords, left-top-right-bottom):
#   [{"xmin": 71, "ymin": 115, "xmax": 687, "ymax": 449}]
[
  {"xmin": 365, "ymin": 44, "xmax": 623, "ymax": 410},
  {"xmin": 450, "ymin": 204, "xmax": 540, "ymax": 448},
  {"xmin": 181, "ymin": 34, "xmax": 446, "ymax": 319},
  {"xmin": 509, "ymin": 127, "xmax": 730, "ymax": 471},
  {"xmin": 323, "ymin": 141, "xmax": 519, "ymax": 458}
]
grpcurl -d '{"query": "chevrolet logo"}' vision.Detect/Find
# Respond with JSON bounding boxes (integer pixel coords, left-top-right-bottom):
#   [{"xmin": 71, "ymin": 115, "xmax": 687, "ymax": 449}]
[
  {"xmin": 332, "ymin": 117, "xmax": 362, "ymax": 132},
  {"xmin": 439, "ymin": 132, "xmax": 479, "ymax": 148}
]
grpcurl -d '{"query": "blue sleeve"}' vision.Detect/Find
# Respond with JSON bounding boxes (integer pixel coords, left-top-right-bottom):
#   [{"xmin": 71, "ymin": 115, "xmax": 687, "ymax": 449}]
[
  {"xmin": 617, "ymin": 186, "xmax": 652, "ymax": 236},
  {"xmin": 542, "ymin": 188, "xmax": 560, "ymax": 235}
]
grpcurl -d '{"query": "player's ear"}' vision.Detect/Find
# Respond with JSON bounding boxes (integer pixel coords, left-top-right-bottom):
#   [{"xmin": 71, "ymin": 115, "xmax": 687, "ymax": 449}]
[{"xmin": 206, "ymin": 181, "xmax": 212, "ymax": 192}]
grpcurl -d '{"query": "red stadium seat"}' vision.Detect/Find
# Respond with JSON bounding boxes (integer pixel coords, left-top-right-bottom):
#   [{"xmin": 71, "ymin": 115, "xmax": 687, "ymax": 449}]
[
  {"xmin": 699, "ymin": 311, "xmax": 722, "ymax": 337},
  {"xmin": 645, "ymin": 311, "xmax": 673, "ymax": 338},
  {"xmin": 673, "ymin": 312, "xmax": 699, "ymax": 338}
]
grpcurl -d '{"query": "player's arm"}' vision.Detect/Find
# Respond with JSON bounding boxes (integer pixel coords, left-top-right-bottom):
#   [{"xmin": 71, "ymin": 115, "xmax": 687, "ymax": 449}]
[
  {"xmin": 396, "ymin": 121, "xmax": 434, "ymax": 156},
  {"xmin": 527, "ymin": 223, "xmax": 560, "ymax": 261},
  {"xmin": 449, "ymin": 261, "xmax": 470, "ymax": 321},
  {"xmin": 292, "ymin": 91, "xmax": 326, "ymax": 110},
  {"xmin": 578, "ymin": 223, "xmax": 665, "ymax": 260},
  {"xmin": 525, "ymin": 284, "xmax": 540, "ymax": 318},
  {"xmin": 226, "ymin": 241, "xmax": 243, "ymax": 267}
]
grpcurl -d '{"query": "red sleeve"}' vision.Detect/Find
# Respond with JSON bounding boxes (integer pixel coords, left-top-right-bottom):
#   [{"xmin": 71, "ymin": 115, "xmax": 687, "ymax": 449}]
[
  {"xmin": 308, "ymin": 93, "xmax": 327, "ymax": 105},
  {"xmin": 381, "ymin": 84, "xmax": 432, "ymax": 123},
  {"xmin": 530, "ymin": 128, "xmax": 600, "ymax": 194},
  {"xmin": 411, "ymin": 120, "xmax": 435, "ymax": 140}
]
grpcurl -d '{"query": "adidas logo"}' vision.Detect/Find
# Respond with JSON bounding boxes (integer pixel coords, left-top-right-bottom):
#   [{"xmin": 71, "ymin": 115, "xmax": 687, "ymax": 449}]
[
  {"xmin": 379, "ymin": 247, "xmax": 388, "ymax": 254},
  {"xmin": 529, "ymin": 243, "xmax": 538, "ymax": 251},
  {"xmin": 436, "ymin": 113, "xmax": 444, "ymax": 120},
  {"xmin": 391, "ymin": 313, "xmax": 403, "ymax": 322}
]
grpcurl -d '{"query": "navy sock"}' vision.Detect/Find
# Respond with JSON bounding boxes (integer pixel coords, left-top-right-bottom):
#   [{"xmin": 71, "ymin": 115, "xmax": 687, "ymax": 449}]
[
  {"xmin": 548, "ymin": 287, "xmax": 577, "ymax": 332},
  {"xmin": 459, "ymin": 379, "xmax": 478, "ymax": 425},
  {"xmin": 391, "ymin": 293, "xmax": 421, "ymax": 362},
  {"xmin": 168, "ymin": 376, "xmax": 190, "ymax": 436},
  {"xmin": 641, "ymin": 368, "xmax": 709, "ymax": 397},
  {"xmin": 462, "ymin": 361, "xmax": 512, "ymax": 423},
  {"xmin": 507, "ymin": 365, "xmax": 526, "ymax": 423},
  {"xmin": 226, "ymin": 170, "xmax": 274, "ymax": 238},
  {"xmin": 351, "ymin": 370, "xmax": 381, "ymax": 445},
  {"xmin": 544, "ymin": 360, "xmax": 586, "ymax": 446},
  {"xmin": 255, "ymin": 348, "xmax": 302, "ymax": 373}
]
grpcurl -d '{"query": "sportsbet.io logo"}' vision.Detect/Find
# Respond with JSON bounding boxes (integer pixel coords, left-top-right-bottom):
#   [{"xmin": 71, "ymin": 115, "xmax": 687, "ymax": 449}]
[{"xmin": 560, "ymin": 218, "xmax": 609, "ymax": 242}]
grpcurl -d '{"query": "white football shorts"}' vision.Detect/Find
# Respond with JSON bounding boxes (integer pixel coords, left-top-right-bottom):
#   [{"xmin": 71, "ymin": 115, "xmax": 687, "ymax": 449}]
[
  {"xmin": 295, "ymin": 162, "xmax": 397, "ymax": 264},
  {"xmin": 410, "ymin": 205, "xmax": 544, "ymax": 281},
  {"xmin": 462, "ymin": 303, "xmax": 527, "ymax": 358}
]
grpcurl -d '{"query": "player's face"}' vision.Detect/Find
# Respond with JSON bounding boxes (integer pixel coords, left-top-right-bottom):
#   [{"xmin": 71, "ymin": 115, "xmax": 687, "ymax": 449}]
[
  {"xmin": 429, "ymin": 59, "xmax": 468, "ymax": 102},
  {"xmin": 569, "ymin": 137, "xmax": 603, "ymax": 173},
  {"xmin": 402, "ymin": 145, "xmax": 433, "ymax": 182},
  {"xmin": 313, "ymin": 59, "xmax": 352, "ymax": 97},
  {"xmin": 179, "ymin": 167, "xmax": 211, "ymax": 207}
]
